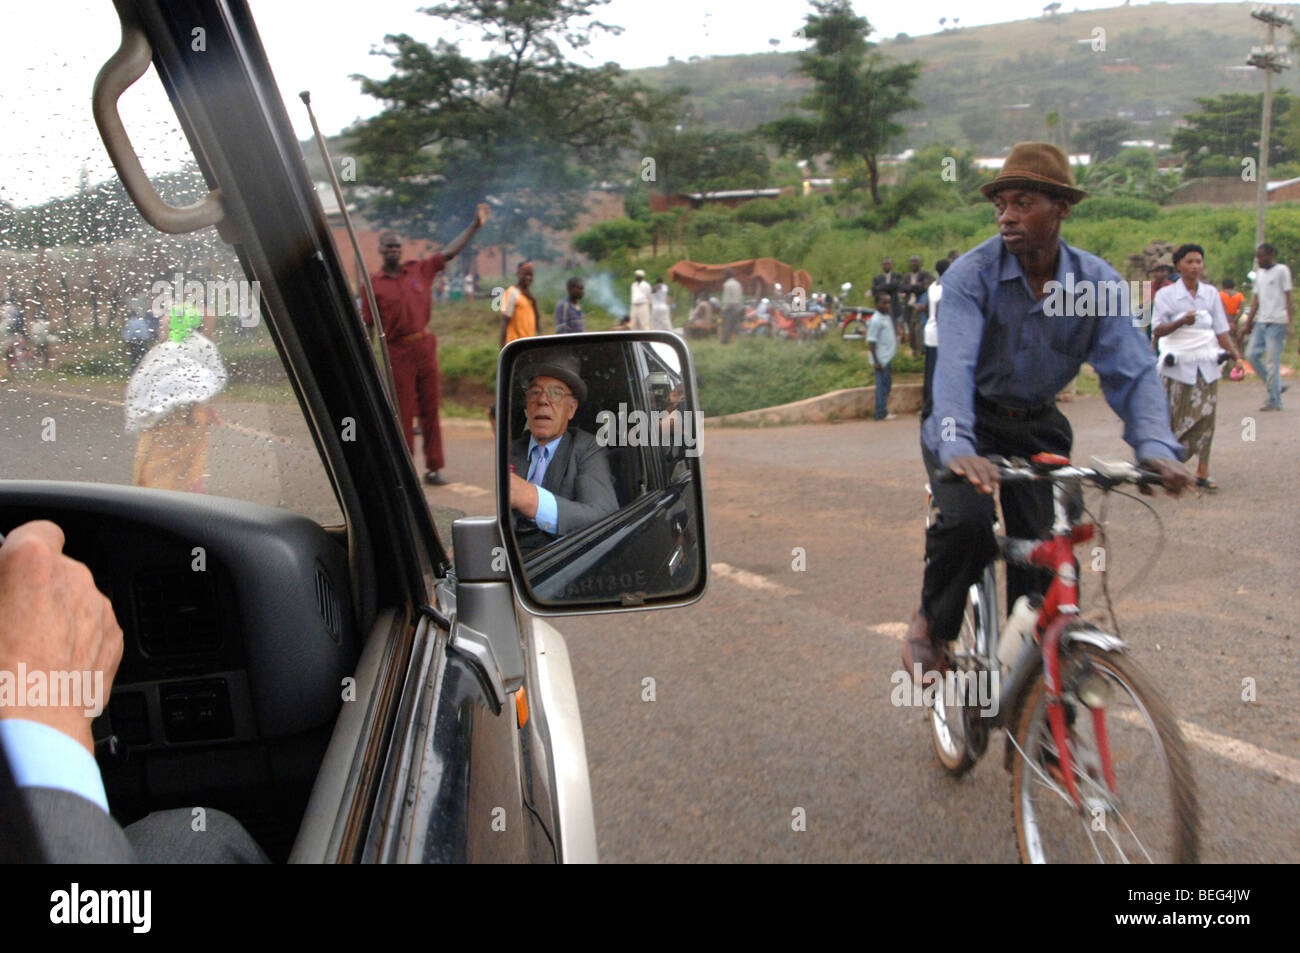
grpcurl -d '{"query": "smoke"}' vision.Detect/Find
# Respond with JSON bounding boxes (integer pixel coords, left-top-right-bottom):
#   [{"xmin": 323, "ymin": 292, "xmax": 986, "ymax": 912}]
[{"xmin": 582, "ymin": 271, "xmax": 628, "ymax": 318}]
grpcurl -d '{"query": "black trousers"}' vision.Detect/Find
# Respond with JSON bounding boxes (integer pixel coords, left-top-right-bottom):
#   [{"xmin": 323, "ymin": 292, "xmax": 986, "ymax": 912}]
[{"xmin": 920, "ymin": 404, "xmax": 1072, "ymax": 643}]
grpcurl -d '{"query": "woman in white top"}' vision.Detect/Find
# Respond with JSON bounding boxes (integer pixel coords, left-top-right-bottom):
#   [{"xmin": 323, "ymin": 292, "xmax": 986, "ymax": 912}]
[
  {"xmin": 650, "ymin": 277, "xmax": 673, "ymax": 331},
  {"xmin": 1151, "ymin": 243, "xmax": 1244, "ymax": 492}
]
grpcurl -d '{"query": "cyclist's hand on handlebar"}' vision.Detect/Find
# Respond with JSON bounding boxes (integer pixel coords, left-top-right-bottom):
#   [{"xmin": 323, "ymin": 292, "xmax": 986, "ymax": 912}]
[
  {"xmin": 1140, "ymin": 457, "xmax": 1194, "ymax": 497},
  {"xmin": 948, "ymin": 455, "xmax": 1001, "ymax": 495}
]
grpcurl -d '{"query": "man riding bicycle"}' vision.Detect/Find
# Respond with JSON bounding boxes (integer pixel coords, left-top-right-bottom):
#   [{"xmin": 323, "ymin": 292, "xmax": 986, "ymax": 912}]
[{"xmin": 906, "ymin": 142, "xmax": 1195, "ymax": 683}]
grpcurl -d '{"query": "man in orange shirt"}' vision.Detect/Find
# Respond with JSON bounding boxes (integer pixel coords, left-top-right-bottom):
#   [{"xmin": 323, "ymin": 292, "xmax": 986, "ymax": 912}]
[
  {"xmin": 500, "ymin": 261, "xmax": 539, "ymax": 347},
  {"xmin": 1220, "ymin": 277, "xmax": 1246, "ymax": 349},
  {"xmin": 362, "ymin": 203, "xmax": 488, "ymax": 486}
]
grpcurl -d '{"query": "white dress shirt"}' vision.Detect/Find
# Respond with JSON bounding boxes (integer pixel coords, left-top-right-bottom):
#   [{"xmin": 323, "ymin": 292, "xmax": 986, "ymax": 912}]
[{"xmin": 1152, "ymin": 279, "xmax": 1230, "ymax": 385}]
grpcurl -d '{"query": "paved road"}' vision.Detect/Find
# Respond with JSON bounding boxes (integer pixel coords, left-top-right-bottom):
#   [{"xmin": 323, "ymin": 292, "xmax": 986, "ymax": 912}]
[
  {"xmin": 5, "ymin": 381, "xmax": 1297, "ymax": 862},
  {"xmin": 425, "ymin": 385, "xmax": 1300, "ymax": 863}
]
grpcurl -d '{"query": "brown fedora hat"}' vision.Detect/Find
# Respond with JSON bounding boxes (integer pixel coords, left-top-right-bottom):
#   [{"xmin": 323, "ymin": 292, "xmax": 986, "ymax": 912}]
[{"xmin": 979, "ymin": 141, "xmax": 1087, "ymax": 204}]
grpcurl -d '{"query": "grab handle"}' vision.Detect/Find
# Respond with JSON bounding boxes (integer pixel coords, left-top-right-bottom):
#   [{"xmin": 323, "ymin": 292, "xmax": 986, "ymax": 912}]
[{"xmin": 91, "ymin": 3, "xmax": 225, "ymax": 234}]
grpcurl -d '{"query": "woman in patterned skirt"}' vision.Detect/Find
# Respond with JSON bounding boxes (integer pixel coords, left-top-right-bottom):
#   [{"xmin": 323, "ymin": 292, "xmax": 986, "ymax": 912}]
[{"xmin": 1151, "ymin": 243, "xmax": 1245, "ymax": 492}]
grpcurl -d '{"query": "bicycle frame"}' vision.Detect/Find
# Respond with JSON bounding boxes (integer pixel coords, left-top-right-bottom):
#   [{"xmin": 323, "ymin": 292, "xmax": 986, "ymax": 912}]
[{"xmin": 1001, "ymin": 476, "xmax": 1116, "ymax": 811}]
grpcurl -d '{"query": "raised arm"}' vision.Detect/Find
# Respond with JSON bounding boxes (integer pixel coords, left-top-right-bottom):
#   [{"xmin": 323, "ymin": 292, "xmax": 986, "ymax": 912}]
[{"xmin": 442, "ymin": 203, "xmax": 490, "ymax": 262}]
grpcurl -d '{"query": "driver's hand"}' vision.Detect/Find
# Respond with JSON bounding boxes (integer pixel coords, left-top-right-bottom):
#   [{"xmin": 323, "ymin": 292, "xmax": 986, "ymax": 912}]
[
  {"xmin": 948, "ymin": 455, "xmax": 1001, "ymax": 495},
  {"xmin": 0, "ymin": 521, "xmax": 123, "ymax": 755},
  {"xmin": 1140, "ymin": 457, "xmax": 1194, "ymax": 497},
  {"xmin": 508, "ymin": 472, "xmax": 539, "ymax": 518},
  {"xmin": 476, "ymin": 202, "xmax": 490, "ymax": 227}
]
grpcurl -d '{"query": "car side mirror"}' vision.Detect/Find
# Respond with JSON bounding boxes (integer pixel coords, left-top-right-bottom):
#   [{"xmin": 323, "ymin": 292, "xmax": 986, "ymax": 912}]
[{"xmin": 496, "ymin": 332, "xmax": 708, "ymax": 614}]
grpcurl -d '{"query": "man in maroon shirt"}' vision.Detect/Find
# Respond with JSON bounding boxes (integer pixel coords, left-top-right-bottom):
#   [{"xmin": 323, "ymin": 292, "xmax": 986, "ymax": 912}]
[{"xmin": 362, "ymin": 204, "xmax": 489, "ymax": 485}]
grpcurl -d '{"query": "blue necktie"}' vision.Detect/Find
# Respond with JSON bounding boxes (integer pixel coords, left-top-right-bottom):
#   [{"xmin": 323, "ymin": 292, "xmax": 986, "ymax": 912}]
[{"xmin": 527, "ymin": 444, "xmax": 547, "ymax": 484}]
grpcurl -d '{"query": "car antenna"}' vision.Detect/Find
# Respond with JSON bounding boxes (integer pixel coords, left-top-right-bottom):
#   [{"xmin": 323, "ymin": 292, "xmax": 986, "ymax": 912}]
[{"xmin": 299, "ymin": 90, "xmax": 400, "ymax": 418}]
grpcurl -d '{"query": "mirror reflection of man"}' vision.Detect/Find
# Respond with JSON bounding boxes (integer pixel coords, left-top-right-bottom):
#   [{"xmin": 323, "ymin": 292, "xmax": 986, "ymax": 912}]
[{"xmin": 508, "ymin": 353, "xmax": 618, "ymax": 553}]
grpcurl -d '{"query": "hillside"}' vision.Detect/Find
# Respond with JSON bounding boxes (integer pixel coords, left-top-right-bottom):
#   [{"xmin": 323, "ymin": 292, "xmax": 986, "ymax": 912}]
[{"xmin": 632, "ymin": 2, "xmax": 1294, "ymax": 152}]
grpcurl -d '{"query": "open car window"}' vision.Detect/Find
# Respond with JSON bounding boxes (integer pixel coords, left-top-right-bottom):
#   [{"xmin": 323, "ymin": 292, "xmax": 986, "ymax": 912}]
[{"xmin": 0, "ymin": 1, "xmax": 343, "ymax": 528}]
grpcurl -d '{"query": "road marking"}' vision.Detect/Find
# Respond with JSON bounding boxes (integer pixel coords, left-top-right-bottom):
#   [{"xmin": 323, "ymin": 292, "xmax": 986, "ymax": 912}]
[
  {"xmin": 1115, "ymin": 709, "xmax": 1300, "ymax": 787},
  {"xmin": 870, "ymin": 620, "xmax": 1299, "ymax": 784},
  {"xmin": 219, "ymin": 420, "xmax": 296, "ymax": 445},
  {"xmin": 13, "ymin": 384, "xmax": 125, "ymax": 408},
  {"xmin": 441, "ymin": 483, "xmax": 490, "ymax": 498},
  {"xmin": 710, "ymin": 562, "xmax": 798, "ymax": 596}
]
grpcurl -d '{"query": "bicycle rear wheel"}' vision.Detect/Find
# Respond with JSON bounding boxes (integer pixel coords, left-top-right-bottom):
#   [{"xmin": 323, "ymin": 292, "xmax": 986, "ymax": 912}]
[{"xmin": 1010, "ymin": 641, "xmax": 1198, "ymax": 863}]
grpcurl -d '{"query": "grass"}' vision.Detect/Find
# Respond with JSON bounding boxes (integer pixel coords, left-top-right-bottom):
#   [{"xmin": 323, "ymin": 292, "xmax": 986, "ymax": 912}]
[{"xmin": 690, "ymin": 336, "xmax": 923, "ymax": 417}]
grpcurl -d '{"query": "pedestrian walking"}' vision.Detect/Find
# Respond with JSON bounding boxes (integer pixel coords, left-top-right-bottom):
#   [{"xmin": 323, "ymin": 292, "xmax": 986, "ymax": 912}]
[
  {"xmin": 1151, "ymin": 243, "xmax": 1244, "ymax": 492},
  {"xmin": 1242, "ymin": 242, "xmax": 1293, "ymax": 412}
]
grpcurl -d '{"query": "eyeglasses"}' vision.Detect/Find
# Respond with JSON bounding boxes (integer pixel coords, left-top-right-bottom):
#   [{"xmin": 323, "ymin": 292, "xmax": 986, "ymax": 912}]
[{"xmin": 526, "ymin": 385, "xmax": 573, "ymax": 403}]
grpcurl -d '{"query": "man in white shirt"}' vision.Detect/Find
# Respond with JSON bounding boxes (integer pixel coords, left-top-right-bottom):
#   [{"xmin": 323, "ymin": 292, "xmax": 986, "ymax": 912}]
[
  {"xmin": 1243, "ymin": 242, "xmax": 1293, "ymax": 411},
  {"xmin": 720, "ymin": 269, "xmax": 744, "ymax": 344},
  {"xmin": 629, "ymin": 269, "xmax": 652, "ymax": 331}
]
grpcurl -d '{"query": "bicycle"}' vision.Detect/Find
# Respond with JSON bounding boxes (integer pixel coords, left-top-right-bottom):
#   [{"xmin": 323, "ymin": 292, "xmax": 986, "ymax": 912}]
[
  {"xmin": 838, "ymin": 306, "xmax": 871, "ymax": 341},
  {"xmin": 923, "ymin": 452, "xmax": 1199, "ymax": 863}
]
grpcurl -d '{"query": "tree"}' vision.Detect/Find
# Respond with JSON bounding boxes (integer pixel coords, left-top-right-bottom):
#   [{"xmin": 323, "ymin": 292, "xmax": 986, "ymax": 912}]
[
  {"xmin": 349, "ymin": 0, "xmax": 679, "ymax": 262},
  {"xmin": 1073, "ymin": 118, "xmax": 1135, "ymax": 164},
  {"xmin": 639, "ymin": 126, "xmax": 771, "ymax": 195},
  {"xmin": 760, "ymin": 0, "xmax": 920, "ymax": 205},
  {"xmin": 1172, "ymin": 92, "xmax": 1294, "ymax": 177},
  {"xmin": 572, "ymin": 217, "xmax": 649, "ymax": 261}
]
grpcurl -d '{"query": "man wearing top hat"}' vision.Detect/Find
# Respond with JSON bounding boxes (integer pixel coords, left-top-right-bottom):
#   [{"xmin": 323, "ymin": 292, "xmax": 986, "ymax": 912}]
[
  {"xmin": 903, "ymin": 142, "xmax": 1194, "ymax": 682},
  {"xmin": 508, "ymin": 350, "xmax": 619, "ymax": 553}
]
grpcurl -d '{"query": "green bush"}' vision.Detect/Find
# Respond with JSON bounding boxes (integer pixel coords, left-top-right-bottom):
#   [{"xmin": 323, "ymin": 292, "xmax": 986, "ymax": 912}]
[{"xmin": 1068, "ymin": 196, "xmax": 1160, "ymax": 221}]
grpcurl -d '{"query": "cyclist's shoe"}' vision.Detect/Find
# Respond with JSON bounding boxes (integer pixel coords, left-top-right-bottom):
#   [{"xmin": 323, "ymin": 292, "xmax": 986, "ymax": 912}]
[{"xmin": 902, "ymin": 608, "xmax": 948, "ymax": 687}]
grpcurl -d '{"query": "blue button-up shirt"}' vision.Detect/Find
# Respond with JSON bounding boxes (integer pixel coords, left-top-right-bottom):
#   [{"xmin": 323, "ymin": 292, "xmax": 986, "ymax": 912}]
[
  {"xmin": 921, "ymin": 234, "xmax": 1184, "ymax": 466},
  {"xmin": 526, "ymin": 433, "xmax": 563, "ymax": 534}
]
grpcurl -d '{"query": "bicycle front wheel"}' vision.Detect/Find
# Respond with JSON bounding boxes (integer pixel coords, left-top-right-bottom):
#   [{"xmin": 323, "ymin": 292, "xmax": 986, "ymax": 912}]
[
  {"xmin": 841, "ymin": 319, "xmax": 867, "ymax": 341},
  {"xmin": 1010, "ymin": 641, "xmax": 1198, "ymax": 863}
]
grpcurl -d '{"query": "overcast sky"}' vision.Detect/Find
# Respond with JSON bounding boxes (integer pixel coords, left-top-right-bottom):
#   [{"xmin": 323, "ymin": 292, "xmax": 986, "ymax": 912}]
[{"xmin": 0, "ymin": 0, "xmax": 1268, "ymax": 206}]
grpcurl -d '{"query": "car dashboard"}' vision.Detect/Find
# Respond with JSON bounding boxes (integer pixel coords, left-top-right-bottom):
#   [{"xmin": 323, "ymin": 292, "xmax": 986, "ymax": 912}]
[{"xmin": 0, "ymin": 481, "xmax": 359, "ymax": 861}]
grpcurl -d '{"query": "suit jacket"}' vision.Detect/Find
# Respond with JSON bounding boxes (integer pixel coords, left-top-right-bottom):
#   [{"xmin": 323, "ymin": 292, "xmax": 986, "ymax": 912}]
[
  {"xmin": 510, "ymin": 428, "xmax": 619, "ymax": 552},
  {"xmin": 0, "ymin": 747, "xmax": 266, "ymax": 863}
]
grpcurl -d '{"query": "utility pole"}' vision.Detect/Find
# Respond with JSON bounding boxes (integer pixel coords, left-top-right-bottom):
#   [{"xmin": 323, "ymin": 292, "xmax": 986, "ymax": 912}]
[{"xmin": 1248, "ymin": 5, "xmax": 1294, "ymax": 249}]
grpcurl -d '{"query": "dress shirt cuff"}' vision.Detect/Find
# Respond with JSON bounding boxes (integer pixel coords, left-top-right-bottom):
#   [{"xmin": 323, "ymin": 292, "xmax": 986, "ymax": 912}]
[
  {"xmin": 0, "ymin": 719, "xmax": 109, "ymax": 814},
  {"xmin": 534, "ymin": 487, "xmax": 559, "ymax": 534}
]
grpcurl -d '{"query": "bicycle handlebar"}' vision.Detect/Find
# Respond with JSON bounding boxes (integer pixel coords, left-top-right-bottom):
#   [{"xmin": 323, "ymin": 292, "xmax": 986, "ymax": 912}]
[{"xmin": 934, "ymin": 456, "xmax": 1166, "ymax": 488}]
